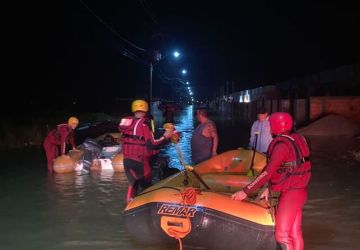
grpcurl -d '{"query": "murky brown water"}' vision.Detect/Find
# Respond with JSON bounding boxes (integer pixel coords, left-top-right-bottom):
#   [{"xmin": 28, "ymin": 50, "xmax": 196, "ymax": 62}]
[{"xmin": 0, "ymin": 106, "xmax": 359, "ymax": 249}]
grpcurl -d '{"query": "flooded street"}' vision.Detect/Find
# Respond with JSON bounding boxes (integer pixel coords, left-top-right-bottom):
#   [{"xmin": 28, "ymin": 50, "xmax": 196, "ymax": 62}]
[
  {"xmin": 302, "ymin": 136, "xmax": 360, "ymax": 250},
  {"xmin": 0, "ymin": 105, "xmax": 359, "ymax": 249}
]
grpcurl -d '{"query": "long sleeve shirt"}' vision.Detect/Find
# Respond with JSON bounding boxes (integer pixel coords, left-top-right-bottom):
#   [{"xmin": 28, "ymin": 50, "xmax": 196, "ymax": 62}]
[
  {"xmin": 243, "ymin": 142, "xmax": 288, "ymax": 194},
  {"xmin": 46, "ymin": 124, "xmax": 76, "ymax": 154},
  {"xmin": 248, "ymin": 119, "xmax": 273, "ymax": 153}
]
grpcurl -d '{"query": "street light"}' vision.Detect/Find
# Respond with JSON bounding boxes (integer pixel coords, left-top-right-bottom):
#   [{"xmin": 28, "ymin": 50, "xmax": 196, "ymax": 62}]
[
  {"xmin": 149, "ymin": 50, "xmax": 181, "ymax": 110},
  {"xmin": 181, "ymin": 69, "xmax": 187, "ymax": 75}
]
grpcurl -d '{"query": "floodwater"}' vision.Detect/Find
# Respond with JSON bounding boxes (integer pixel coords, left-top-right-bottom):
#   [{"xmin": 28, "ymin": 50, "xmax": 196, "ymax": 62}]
[{"xmin": 0, "ymin": 105, "xmax": 359, "ymax": 250}]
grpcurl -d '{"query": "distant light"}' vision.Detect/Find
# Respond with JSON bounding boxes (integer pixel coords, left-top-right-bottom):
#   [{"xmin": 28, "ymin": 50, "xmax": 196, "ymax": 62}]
[
  {"xmin": 186, "ymin": 81, "xmax": 190, "ymax": 85},
  {"xmin": 181, "ymin": 69, "xmax": 187, "ymax": 75},
  {"xmin": 187, "ymin": 87, "xmax": 190, "ymax": 90},
  {"xmin": 244, "ymin": 90, "xmax": 251, "ymax": 103},
  {"xmin": 173, "ymin": 51, "xmax": 180, "ymax": 58}
]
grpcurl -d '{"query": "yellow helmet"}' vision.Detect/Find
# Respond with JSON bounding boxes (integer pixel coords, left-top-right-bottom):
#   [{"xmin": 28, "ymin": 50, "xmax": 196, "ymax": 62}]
[
  {"xmin": 68, "ymin": 116, "xmax": 79, "ymax": 126},
  {"xmin": 131, "ymin": 99, "xmax": 149, "ymax": 112}
]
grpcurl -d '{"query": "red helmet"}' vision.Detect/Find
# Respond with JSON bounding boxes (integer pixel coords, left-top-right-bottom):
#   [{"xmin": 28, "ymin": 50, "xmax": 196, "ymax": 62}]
[{"xmin": 269, "ymin": 112, "xmax": 293, "ymax": 134}]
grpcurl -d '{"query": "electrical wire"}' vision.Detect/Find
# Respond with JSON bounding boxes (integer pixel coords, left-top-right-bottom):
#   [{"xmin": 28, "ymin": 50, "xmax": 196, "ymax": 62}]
[
  {"xmin": 79, "ymin": 0, "xmax": 147, "ymax": 53},
  {"xmin": 114, "ymin": 45, "xmax": 148, "ymax": 65},
  {"xmin": 137, "ymin": 0, "xmax": 159, "ymax": 26},
  {"xmin": 156, "ymin": 67, "xmax": 187, "ymax": 84}
]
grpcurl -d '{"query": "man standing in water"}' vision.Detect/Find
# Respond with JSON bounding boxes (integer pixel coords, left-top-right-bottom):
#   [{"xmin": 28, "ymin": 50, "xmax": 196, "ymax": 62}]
[
  {"xmin": 248, "ymin": 107, "xmax": 273, "ymax": 154},
  {"xmin": 119, "ymin": 99, "xmax": 173, "ymax": 203},
  {"xmin": 232, "ymin": 112, "xmax": 311, "ymax": 250},
  {"xmin": 43, "ymin": 117, "xmax": 79, "ymax": 173},
  {"xmin": 191, "ymin": 108, "xmax": 218, "ymax": 165}
]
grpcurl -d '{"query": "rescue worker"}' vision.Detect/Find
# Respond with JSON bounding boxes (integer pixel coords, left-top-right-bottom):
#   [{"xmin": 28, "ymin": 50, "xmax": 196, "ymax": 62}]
[
  {"xmin": 191, "ymin": 108, "xmax": 218, "ymax": 165},
  {"xmin": 248, "ymin": 107, "xmax": 273, "ymax": 154},
  {"xmin": 158, "ymin": 101, "xmax": 180, "ymax": 123},
  {"xmin": 119, "ymin": 99, "xmax": 173, "ymax": 203},
  {"xmin": 232, "ymin": 112, "xmax": 311, "ymax": 250},
  {"xmin": 43, "ymin": 117, "xmax": 79, "ymax": 173}
]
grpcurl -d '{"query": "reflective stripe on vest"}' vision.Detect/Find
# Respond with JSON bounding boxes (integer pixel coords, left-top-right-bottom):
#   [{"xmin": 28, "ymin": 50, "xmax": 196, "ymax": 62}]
[{"xmin": 120, "ymin": 117, "xmax": 147, "ymax": 156}]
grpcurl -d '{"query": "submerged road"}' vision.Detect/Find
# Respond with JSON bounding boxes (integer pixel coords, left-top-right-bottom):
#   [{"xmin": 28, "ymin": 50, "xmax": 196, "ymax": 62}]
[{"xmin": 0, "ymin": 105, "xmax": 359, "ymax": 249}]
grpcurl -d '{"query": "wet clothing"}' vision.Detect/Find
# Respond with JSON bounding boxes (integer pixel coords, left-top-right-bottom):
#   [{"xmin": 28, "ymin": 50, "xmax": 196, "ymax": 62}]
[
  {"xmin": 191, "ymin": 120, "xmax": 215, "ymax": 164},
  {"xmin": 43, "ymin": 124, "xmax": 76, "ymax": 172},
  {"xmin": 120, "ymin": 117, "xmax": 164, "ymax": 162},
  {"xmin": 124, "ymin": 158, "xmax": 150, "ymax": 200},
  {"xmin": 119, "ymin": 116, "xmax": 167, "ymax": 202},
  {"xmin": 243, "ymin": 132, "xmax": 311, "ymax": 250},
  {"xmin": 243, "ymin": 133, "xmax": 311, "ymax": 193},
  {"xmin": 275, "ymin": 189, "xmax": 307, "ymax": 250},
  {"xmin": 266, "ymin": 134, "xmax": 311, "ymax": 192},
  {"xmin": 248, "ymin": 118, "xmax": 272, "ymax": 153}
]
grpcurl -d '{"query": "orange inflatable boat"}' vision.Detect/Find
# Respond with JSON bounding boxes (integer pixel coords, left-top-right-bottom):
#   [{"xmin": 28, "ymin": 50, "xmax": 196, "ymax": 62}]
[{"xmin": 123, "ymin": 148, "xmax": 277, "ymax": 250}]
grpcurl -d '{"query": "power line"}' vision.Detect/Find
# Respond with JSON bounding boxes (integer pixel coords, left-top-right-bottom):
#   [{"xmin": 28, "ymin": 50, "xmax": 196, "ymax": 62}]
[
  {"xmin": 156, "ymin": 67, "xmax": 186, "ymax": 84},
  {"xmin": 137, "ymin": 0, "xmax": 159, "ymax": 26},
  {"xmin": 115, "ymin": 44, "xmax": 148, "ymax": 65},
  {"xmin": 79, "ymin": 0, "xmax": 147, "ymax": 53}
]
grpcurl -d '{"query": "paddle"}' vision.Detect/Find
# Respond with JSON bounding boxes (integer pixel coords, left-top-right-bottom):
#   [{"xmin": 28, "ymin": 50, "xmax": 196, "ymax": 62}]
[
  {"xmin": 173, "ymin": 143, "xmax": 211, "ymax": 190},
  {"xmin": 163, "ymin": 122, "xmax": 210, "ymax": 190},
  {"xmin": 247, "ymin": 132, "xmax": 259, "ymax": 177}
]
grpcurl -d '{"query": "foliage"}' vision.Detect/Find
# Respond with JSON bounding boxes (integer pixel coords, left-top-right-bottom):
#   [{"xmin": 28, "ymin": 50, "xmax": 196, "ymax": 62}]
[{"xmin": 0, "ymin": 112, "xmax": 115, "ymax": 149}]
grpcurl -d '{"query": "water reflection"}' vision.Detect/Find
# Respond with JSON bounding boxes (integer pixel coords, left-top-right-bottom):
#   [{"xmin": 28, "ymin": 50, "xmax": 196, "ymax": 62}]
[
  {"xmin": 160, "ymin": 105, "xmax": 194, "ymax": 170},
  {"xmin": 53, "ymin": 171, "xmax": 128, "ymax": 200}
]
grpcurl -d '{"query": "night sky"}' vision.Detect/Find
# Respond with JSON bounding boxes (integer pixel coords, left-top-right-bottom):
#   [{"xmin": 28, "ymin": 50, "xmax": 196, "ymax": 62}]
[{"xmin": 4, "ymin": 1, "xmax": 360, "ymax": 112}]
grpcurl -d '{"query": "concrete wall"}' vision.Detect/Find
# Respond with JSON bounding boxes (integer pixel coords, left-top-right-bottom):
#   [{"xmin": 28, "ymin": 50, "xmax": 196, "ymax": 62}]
[
  {"xmin": 310, "ymin": 96, "xmax": 360, "ymax": 124},
  {"xmin": 212, "ymin": 96, "xmax": 360, "ymax": 128}
]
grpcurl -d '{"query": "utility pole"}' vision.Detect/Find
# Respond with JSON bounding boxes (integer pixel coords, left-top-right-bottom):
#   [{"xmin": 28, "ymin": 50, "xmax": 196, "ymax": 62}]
[{"xmin": 149, "ymin": 62, "xmax": 153, "ymax": 112}]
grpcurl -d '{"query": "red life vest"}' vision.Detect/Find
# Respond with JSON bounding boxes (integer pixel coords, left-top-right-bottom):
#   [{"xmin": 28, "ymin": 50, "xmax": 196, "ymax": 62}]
[
  {"xmin": 46, "ymin": 124, "xmax": 72, "ymax": 144},
  {"xmin": 267, "ymin": 133, "xmax": 311, "ymax": 191},
  {"xmin": 119, "ymin": 116, "xmax": 158, "ymax": 159}
]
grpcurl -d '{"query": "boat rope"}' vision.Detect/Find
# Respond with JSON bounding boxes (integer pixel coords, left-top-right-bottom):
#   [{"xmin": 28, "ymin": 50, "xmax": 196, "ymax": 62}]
[
  {"xmin": 173, "ymin": 144, "xmax": 191, "ymax": 186},
  {"xmin": 179, "ymin": 187, "xmax": 200, "ymax": 205},
  {"xmin": 168, "ymin": 187, "xmax": 201, "ymax": 250}
]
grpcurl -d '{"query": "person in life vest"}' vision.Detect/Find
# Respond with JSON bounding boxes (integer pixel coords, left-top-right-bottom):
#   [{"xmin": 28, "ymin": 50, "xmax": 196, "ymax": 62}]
[
  {"xmin": 43, "ymin": 117, "xmax": 80, "ymax": 173},
  {"xmin": 119, "ymin": 99, "xmax": 173, "ymax": 203},
  {"xmin": 232, "ymin": 112, "xmax": 311, "ymax": 250}
]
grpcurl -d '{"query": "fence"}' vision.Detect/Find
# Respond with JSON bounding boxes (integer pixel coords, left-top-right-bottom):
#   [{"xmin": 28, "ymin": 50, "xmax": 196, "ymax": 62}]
[{"xmin": 211, "ymin": 96, "xmax": 360, "ymax": 129}]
